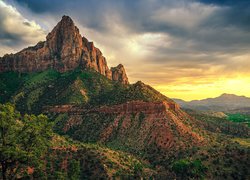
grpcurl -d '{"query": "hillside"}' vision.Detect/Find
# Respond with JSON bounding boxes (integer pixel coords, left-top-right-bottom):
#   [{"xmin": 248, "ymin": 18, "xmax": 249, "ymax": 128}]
[
  {"xmin": 0, "ymin": 68, "xmax": 205, "ymax": 155},
  {"xmin": 45, "ymin": 135, "xmax": 156, "ymax": 179},
  {"xmin": 0, "ymin": 69, "xmax": 175, "ymax": 113}
]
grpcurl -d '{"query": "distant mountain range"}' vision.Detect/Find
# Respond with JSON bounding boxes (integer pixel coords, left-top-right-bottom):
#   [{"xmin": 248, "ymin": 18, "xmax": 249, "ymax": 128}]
[{"xmin": 174, "ymin": 93, "xmax": 250, "ymax": 112}]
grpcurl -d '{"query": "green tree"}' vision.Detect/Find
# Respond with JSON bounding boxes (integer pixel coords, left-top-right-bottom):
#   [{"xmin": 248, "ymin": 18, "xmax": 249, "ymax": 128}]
[
  {"xmin": 0, "ymin": 103, "xmax": 53, "ymax": 179},
  {"xmin": 172, "ymin": 159, "xmax": 207, "ymax": 179},
  {"xmin": 68, "ymin": 159, "xmax": 81, "ymax": 180}
]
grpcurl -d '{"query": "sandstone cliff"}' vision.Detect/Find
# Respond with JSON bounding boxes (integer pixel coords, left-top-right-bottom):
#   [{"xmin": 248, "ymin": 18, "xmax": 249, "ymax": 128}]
[
  {"xmin": 0, "ymin": 15, "xmax": 128, "ymax": 84},
  {"xmin": 111, "ymin": 64, "xmax": 129, "ymax": 85},
  {"xmin": 45, "ymin": 100, "xmax": 204, "ymax": 152}
]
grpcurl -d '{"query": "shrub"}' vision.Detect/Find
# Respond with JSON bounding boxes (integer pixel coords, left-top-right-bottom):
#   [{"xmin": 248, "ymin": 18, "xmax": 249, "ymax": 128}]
[{"xmin": 172, "ymin": 159, "xmax": 207, "ymax": 179}]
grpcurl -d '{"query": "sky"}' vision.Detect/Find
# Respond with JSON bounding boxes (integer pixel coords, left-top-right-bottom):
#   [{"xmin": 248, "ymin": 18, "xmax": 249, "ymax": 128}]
[{"xmin": 0, "ymin": 0, "xmax": 250, "ymax": 100}]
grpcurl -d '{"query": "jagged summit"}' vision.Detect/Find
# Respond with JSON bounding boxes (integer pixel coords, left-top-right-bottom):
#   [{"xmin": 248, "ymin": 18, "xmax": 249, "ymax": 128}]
[{"xmin": 0, "ymin": 15, "xmax": 128, "ymax": 84}]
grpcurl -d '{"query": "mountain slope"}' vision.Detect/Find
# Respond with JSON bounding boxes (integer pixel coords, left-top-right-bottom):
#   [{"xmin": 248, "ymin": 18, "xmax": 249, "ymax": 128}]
[
  {"xmin": 50, "ymin": 100, "xmax": 204, "ymax": 155},
  {"xmin": 46, "ymin": 135, "xmax": 156, "ymax": 179},
  {"xmin": 0, "ymin": 68, "xmax": 205, "ymax": 154}
]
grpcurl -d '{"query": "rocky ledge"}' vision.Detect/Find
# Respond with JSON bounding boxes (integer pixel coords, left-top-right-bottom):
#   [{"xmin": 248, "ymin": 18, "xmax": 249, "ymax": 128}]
[{"xmin": 44, "ymin": 100, "xmax": 180, "ymax": 115}]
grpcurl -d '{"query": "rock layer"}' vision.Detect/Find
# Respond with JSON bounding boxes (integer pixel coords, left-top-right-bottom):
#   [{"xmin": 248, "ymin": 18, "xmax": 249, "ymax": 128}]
[
  {"xmin": 44, "ymin": 100, "xmax": 180, "ymax": 114},
  {"xmin": 0, "ymin": 15, "xmax": 128, "ymax": 84},
  {"xmin": 45, "ymin": 100, "xmax": 204, "ymax": 152}
]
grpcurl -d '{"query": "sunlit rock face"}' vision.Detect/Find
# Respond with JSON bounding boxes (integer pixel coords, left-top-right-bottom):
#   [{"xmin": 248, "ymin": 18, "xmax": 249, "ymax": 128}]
[
  {"xmin": 0, "ymin": 15, "xmax": 128, "ymax": 84},
  {"xmin": 111, "ymin": 64, "xmax": 129, "ymax": 85}
]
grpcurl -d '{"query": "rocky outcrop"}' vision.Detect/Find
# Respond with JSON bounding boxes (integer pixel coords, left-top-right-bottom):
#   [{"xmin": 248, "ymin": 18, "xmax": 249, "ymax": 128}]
[
  {"xmin": 44, "ymin": 100, "xmax": 180, "ymax": 115},
  {"xmin": 92, "ymin": 100, "xmax": 179, "ymax": 114},
  {"xmin": 111, "ymin": 64, "xmax": 129, "ymax": 85},
  {"xmin": 0, "ymin": 15, "xmax": 128, "ymax": 84}
]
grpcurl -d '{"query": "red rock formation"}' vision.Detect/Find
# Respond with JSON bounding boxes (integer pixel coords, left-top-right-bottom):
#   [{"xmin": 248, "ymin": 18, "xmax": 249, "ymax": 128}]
[
  {"xmin": 92, "ymin": 101, "xmax": 178, "ymax": 114},
  {"xmin": 98, "ymin": 107, "xmax": 204, "ymax": 151},
  {"xmin": 44, "ymin": 104, "xmax": 74, "ymax": 113},
  {"xmin": 45, "ymin": 100, "xmax": 204, "ymax": 152},
  {"xmin": 44, "ymin": 100, "xmax": 179, "ymax": 115},
  {"xmin": 0, "ymin": 15, "xmax": 128, "ymax": 84},
  {"xmin": 111, "ymin": 64, "xmax": 129, "ymax": 85}
]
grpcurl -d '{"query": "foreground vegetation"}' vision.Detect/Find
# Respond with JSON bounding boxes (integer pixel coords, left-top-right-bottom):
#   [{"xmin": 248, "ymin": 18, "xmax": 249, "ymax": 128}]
[
  {"xmin": 0, "ymin": 103, "xmax": 52, "ymax": 179},
  {"xmin": 0, "ymin": 104, "xmax": 155, "ymax": 179}
]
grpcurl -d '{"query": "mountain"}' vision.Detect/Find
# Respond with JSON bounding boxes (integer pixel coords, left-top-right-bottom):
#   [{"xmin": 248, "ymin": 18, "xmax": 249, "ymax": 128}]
[
  {"xmin": 0, "ymin": 15, "xmax": 128, "ymax": 84},
  {"xmin": 0, "ymin": 16, "xmax": 249, "ymax": 179},
  {"xmin": 0, "ymin": 15, "xmax": 204, "ymax": 158},
  {"xmin": 174, "ymin": 93, "xmax": 250, "ymax": 112}
]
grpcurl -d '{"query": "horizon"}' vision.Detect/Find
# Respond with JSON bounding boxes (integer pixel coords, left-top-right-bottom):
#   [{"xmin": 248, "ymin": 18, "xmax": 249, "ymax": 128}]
[{"xmin": 1, "ymin": 0, "xmax": 250, "ymax": 101}]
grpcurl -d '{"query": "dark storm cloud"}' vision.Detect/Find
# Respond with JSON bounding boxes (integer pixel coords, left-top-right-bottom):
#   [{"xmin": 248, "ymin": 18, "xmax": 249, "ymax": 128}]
[
  {"xmin": 199, "ymin": 0, "xmax": 250, "ymax": 30},
  {"xmin": 13, "ymin": 0, "xmax": 63, "ymax": 13},
  {"xmin": 199, "ymin": 0, "xmax": 250, "ymax": 6}
]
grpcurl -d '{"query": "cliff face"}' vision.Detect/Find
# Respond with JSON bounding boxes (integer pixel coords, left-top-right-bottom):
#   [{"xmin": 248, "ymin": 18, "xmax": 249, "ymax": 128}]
[
  {"xmin": 46, "ymin": 100, "xmax": 204, "ymax": 152},
  {"xmin": 0, "ymin": 15, "xmax": 128, "ymax": 84},
  {"xmin": 45, "ymin": 100, "xmax": 180, "ymax": 115},
  {"xmin": 111, "ymin": 64, "xmax": 129, "ymax": 85}
]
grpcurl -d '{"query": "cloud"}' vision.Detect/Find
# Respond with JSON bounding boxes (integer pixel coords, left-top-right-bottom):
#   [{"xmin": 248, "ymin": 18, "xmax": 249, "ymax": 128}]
[
  {"xmin": 151, "ymin": 2, "xmax": 220, "ymax": 29},
  {"xmin": 0, "ymin": 0, "xmax": 46, "ymax": 56}
]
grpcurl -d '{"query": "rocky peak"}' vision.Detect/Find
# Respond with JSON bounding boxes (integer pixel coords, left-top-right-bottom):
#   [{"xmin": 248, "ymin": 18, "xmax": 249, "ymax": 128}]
[
  {"xmin": 111, "ymin": 64, "xmax": 129, "ymax": 85},
  {"xmin": 0, "ymin": 15, "xmax": 128, "ymax": 84},
  {"xmin": 45, "ymin": 15, "xmax": 84, "ymax": 72},
  {"xmin": 46, "ymin": 15, "xmax": 82, "ymax": 53}
]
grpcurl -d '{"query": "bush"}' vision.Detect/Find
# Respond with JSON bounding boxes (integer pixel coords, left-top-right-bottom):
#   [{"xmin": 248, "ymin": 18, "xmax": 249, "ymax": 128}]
[{"xmin": 172, "ymin": 159, "xmax": 207, "ymax": 179}]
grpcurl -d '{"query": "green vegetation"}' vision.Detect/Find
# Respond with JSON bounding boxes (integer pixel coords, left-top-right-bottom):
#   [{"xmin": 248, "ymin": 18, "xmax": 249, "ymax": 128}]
[
  {"xmin": 46, "ymin": 136, "xmax": 155, "ymax": 179},
  {"xmin": 0, "ymin": 103, "xmax": 53, "ymax": 179},
  {"xmin": 172, "ymin": 159, "xmax": 207, "ymax": 179},
  {"xmin": 0, "ymin": 104, "xmax": 154, "ymax": 179},
  {"xmin": 187, "ymin": 110, "xmax": 250, "ymax": 137},
  {"xmin": 227, "ymin": 113, "xmax": 250, "ymax": 127},
  {"xmin": 0, "ymin": 72, "xmax": 26, "ymax": 103},
  {"xmin": 0, "ymin": 69, "xmax": 174, "ymax": 114},
  {"xmin": 68, "ymin": 160, "xmax": 81, "ymax": 180}
]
